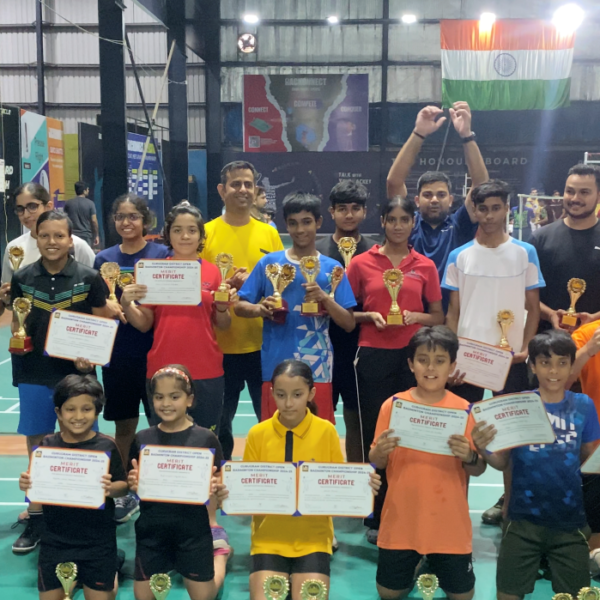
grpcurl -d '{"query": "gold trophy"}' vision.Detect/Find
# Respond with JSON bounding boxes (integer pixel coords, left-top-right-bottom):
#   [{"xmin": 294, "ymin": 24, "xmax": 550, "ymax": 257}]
[
  {"xmin": 416, "ymin": 574, "xmax": 439, "ymax": 600},
  {"xmin": 9, "ymin": 297, "xmax": 33, "ymax": 354},
  {"xmin": 149, "ymin": 573, "xmax": 172, "ymax": 600},
  {"xmin": 266, "ymin": 264, "xmax": 283, "ymax": 308},
  {"xmin": 100, "ymin": 262, "xmax": 120, "ymax": 301},
  {"xmin": 8, "ymin": 245, "xmax": 25, "ymax": 271},
  {"xmin": 338, "ymin": 237, "xmax": 358, "ymax": 269},
  {"xmin": 578, "ymin": 589, "xmax": 600, "ymax": 600},
  {"xmin": 263, "ymin": 575, "xmax": 290, "ymax": 600},
  {"xmin": 266, "ymin": 263, "xmax": 296, "ymax": 324},
  {"xmin": 214, "ymin": 253, "xmax": 234, "ymax": 305},
  {"xmin": 383, "ymin": 269, "xmax": 404, "ymax": 325},
  {"xmin": 300, "ymin": 579, "xmax": 328, "ymax": 600},
  {"xmin": 117, "ymin": 272, "xmax": 135, "ymax": 289},
  {"xmin": 553, "ymin": 595, "xmax": 574, "ymax": 600},
  {"xmin": 329, "ymin": 265, "xmax": 345, "ymax": 298},
  {"xmin": 299, "ymin": 256, "xmax": 322, "ymax": 316},
  {"xmin": 497, "ymin": 310, "xmax": 514, "ymax": 351},
  {"xmin": 562, "ymin": 278, "xmax": 586, "ymax": 328},
  {"xmin": 56, "ymin": 562, "xmax": 78, "ymax": 600}
]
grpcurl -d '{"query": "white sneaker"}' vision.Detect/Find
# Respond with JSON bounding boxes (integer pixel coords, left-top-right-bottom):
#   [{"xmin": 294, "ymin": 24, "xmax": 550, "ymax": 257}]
[
  {"xmin": 332, "ymin": 535, "xmax": 339, "ymax": 553},
  {"xmin": 589, "ymin": 548, "xmax": 600, "ymax": 577}
]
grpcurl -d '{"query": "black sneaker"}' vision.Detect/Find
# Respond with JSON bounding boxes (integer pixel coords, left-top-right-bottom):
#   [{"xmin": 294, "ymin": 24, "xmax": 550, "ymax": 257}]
[
  {"xmin": 114, "ymin": 493, "xmax": 140, "ymax": 523},
  {"xmin": 481, "ymin": 494, "xmax": 505, "ymax": 526},
  {"xmin": 12, "ymin": 514, "xmax": 43, "ymax": 554}
]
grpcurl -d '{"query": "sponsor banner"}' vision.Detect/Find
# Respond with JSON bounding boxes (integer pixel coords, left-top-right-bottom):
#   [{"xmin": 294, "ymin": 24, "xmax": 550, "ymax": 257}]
[
  {"xmin": 20, "ymin": 110, "xmax": 49, "ymax": 190},
  {"xmin": 46, "ymin": 117, "xmax": 66, "ymax": 208}
]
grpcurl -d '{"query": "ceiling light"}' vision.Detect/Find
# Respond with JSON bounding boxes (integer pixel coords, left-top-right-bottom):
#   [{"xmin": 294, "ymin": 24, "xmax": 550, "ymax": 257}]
[
  {"xmin": 242, "ymin": 13, "xmax": 260, "ymax": 24},
  {"xmin": 479, "ymin": 12, "xmax": 496, "ymax": 29},
  {"xmin": 553, "ymin": 3, "xmax": 584, "ymax": 34},
  {"xmin": 327, "ymin": 15, "xmax": 339, "ymax": 24},
  {"xmin": 401, "ymin": 14, "xmax": 417, "ymax": 24}
]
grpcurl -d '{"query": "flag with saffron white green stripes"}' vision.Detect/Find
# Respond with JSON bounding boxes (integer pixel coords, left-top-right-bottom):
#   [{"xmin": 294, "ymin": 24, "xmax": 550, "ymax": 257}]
[{"xmin": 441, "ymin": 20, "xmax": 575, "ymax": 110}]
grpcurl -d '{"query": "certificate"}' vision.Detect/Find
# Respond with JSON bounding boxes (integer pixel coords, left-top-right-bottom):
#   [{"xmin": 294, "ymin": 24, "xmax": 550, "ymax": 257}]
[
  {"xmin": 27, "ymin": 447, "xmax": 110, "ymax": 509},
  {"xmin": 135, "ymin": 259, "xmax": 202, "ymax": 305},
  {"xmin": 44, "ymin": 310, "xmax": 119, "ymax": 367},
  {"xmin": 582, "ymin": 444, "xmax": 600, "ymax": 474},
  {"xmin": 297, "ymin": 462, "xmax": 374, "ymax": 518},
  {"xmin": 221, "ymin": 462, "xmax": 297, "ymax": 516},
  {"xmin": 137, "ymin": 445, "xmax": 214, "ymax": 505},
  {"xmin": 471, "ymin": 393, "xmax": 556, "ymax": 452},
  {"xmin": 389, "ymin": 398, "xmax": 469, "ymax": 456},
  {"xmin": 455, "ymin": 338, "xmax": 512, "ymax": 392}
]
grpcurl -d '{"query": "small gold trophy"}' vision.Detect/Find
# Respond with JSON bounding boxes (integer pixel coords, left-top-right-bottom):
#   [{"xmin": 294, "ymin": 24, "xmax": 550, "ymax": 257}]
[
  {"xmin": 266, "ymin": 264, "xmax": 283, "ymax": 308},
  {"xmin": 497, "ymin": 310, "xmax": 514, "ymax": 351},
  {"xmin": 300, "ymin": 578, "xmax": 328, "ymax": 600},
  {"xmin": 265, "ymin": 263, "xmax": 296, "ymax": 324},
  {"xmin": 562, "ymin": 278, "xmax": 587, "ymax": 328},
  {"xmin": 263, "ymin": 575, "xmax": 290, "ymax": 600},
  {"xmin": 8, "ymin": 245, "xmax": 25, "ymax": 271},
  {"xmin": 299, "ymin": 256, "xmax": 322, "ymax": 316},
  {"xmin": 383, "ymin": 268, "xmax": 404, "ymax": 325},
  {"xmin": 416, "ymin": 574, "xmax": 439, "ymax": 600},
  {"xmin": 329, "ymin": 265, "xmax": 345, "ymax": 298},
  {"xmin": 9, "ymin": 297, "xmax": 33, "ymax": 355},
  {"xmin": 56, "ymin": 562, "xmax": 78, "ymax": 600},
  {"xmin": 149, "ymin": 573, "xmax": 172, "ymax": 600},
  {"xmin": 578, "ymin": 588, "xmax": 600, "ymax": 600},
  {"xmin": 338, "ymin": 237, "xmax": 358, "ymax": 269},
  {"xmin": 553, "ymin": 594, "xmax": 574, "ymax": 600},
  {"xmin": 117, "ymin": 272, "xmax": 135, "ymax": 289},
  {"xmin": 100, "ymin": 262, "xmax": 120, "ymax": 301},
  {"xmin": 214, "ymin": 253, "xmax": 234, "ymax": 305}
]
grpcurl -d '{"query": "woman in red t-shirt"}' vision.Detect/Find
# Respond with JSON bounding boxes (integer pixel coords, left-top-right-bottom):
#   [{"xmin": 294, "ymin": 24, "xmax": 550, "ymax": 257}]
[
  {"xmin": 121, "ymin": 202, "xmax": 235, "ymax": 432},
  {"xmin": 346, "ymin": 196, "xmax": 443, "ymax": 537}
]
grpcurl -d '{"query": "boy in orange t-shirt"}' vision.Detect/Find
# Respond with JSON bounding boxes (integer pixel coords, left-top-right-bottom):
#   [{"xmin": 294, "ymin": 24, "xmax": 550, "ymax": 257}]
[{"xmin": 370, "ymin": 326, "xmax": 485, "ymax": 600}]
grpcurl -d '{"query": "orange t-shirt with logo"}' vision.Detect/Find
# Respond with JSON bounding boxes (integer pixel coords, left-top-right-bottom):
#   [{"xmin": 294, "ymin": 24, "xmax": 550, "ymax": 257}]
[
  {"xmin": 373, "ymin": 390, "xmax": 474, "ymax": 555},
  {"xmin": 572, "ymin": 320, "xmax": 600, "ymax": 416}
]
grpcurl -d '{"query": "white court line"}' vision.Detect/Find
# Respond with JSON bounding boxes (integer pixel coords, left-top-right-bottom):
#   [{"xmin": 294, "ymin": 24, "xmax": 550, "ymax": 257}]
[
  {"xmin": 0, "ymin": 502, "xmax": 26, "ymax": 506},
  {"xmin": 470, "ymin": 483, "xmax": 503, "ymax": 487},
  {"xmin": 0, "ymin": 402, "xmax": 20, "ymax": 414},
  {"xmin": 0, "ymin": 478, "xmax": 18, "ymax": 482},
  {"xmin": 469, "ymin": 510, "xmax": 485, "ymax": 513},
  {"xmin": 0, "ymin": 397, "xmax": 19, "ymax": 400},
  {"xmin": 0, "ymin": 358, "xmax": 11, "ymax": 366}
]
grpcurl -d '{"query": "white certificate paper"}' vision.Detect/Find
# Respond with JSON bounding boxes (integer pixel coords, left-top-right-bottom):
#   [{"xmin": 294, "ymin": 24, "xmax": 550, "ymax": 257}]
[
  {"xmin": 135, "ymin": 259, "xmax": 202, "ymax": 306},
  {"xmin": 27, "ymin": 447, "xmax": 110, "ymax": 509},
  {"xmin": 389, "ymin": 398, "xmax": 469, "ymax": 456},
  {"xmin": 297, "ymin": 462, "xmax": 374, "ymax": 518},
  {"xmin": 582, "ymin": 444, "xmax": 600, "ymax": 474},
  {"xmin": 456, "ymin": 338, "xmax": 513, "ymax": 392},
  {"xmin": 221, "ymin": 462, "xmax": 297, "ymax": 516},
  {"xmin": 44, "ymin": 310, "xmax": 119, "ymax": 367},
  {"xmin": 137, "ymin": 445, "xmax": 214, "ymax": 505},
  {"xmin": 472, "ymin": 393, "xmax": 556, "ymax": 452}
]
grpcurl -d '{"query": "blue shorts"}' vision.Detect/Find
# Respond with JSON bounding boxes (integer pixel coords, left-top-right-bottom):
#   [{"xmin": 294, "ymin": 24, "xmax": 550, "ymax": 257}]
[{"xmin": 17, "ymin": 384, "xmax": 99, "ymax": 437}]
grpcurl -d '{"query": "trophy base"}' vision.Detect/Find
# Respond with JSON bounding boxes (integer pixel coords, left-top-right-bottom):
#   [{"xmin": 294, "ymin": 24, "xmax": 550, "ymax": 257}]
[
  {"xmin": 561, "ymin": 313, "xmax": 578, "ymax": 327},
  {"xmin": 272, "ymin": 300, "xmax": 289, "ymax": 325},
  {"xmin": 213, "ymin": 291, "xmax": 231, "ymax": 305},
  {"xmin": 498, "ymin": 344, "xmax": 513, "ymax": 352},
  {"xmin": 9, "ymin": 336, "xmax": 33, "ymax": 355},
  {"xmin": 301, "ymin": 301, "xmax": 322, "ymax": 317},
  {"xmin": 387, "ymin": 313, "xmax": 404, "ymax": 326}
]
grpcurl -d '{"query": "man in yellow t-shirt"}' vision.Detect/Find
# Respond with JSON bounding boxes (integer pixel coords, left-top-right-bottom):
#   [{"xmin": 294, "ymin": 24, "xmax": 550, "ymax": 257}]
[{"xmin": 201, "ymin": 161, "xmax": 283, "ymax": 460}]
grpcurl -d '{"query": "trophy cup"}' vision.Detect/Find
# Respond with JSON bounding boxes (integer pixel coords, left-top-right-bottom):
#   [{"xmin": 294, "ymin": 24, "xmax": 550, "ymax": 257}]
[
  {"xmin": 578, "ymin": 588, "xmax": 600, "ymax": 600},
  {"xmin": 300, "ymin": 579, "xmax": 328, "ymax": 600},
  {"xmin": 383, "ymin": 269, "xmax": 404, "ymax": 325},
  {"xmin": 562, "ymin": 278, "xmax": 586, "ymax": 329},
  {"xmin": 266, "ymin": 264, "xmax": 296, "ymax": 324},
  {"xmin": 299, "ymin": 256, "xmax": 322, "ymax": 316},
  {"xmin": 329, "ymin": 265, "xmax": 345, "ymax": 299},
  {"xmin": 553, "ymin": 595, "xmax": 574, "ymax": 600},
  {"xmin": 214, "ymin": 253, "xmax": 234, "ymax": 305},
  {"xmin": 263, "ymin": 575, "xmax": 290, "ymax": 600},
  {"xmin": 100, "ymin": 262, "xmax": 120, "ymax": 301},
  {"xmin": 149, "ymin": 573, "xmax": 172, "ymax": 600},
  {"xmin": 117, "ymin": 272, "xmax": 135, "ymax": 289},
  {"xmin": 338, "ymin": 237, "xmax": 358, "ymax": 269},
  {"xmin": 416, "ymin": 574, "xmax": 439, "ymax": 600},
  {"xmin": 9, "ymin": 297, "xmax": 33, "ymax": 355},
  {"xmin": 497, "ymin": 310, "xmax": 514, "ymax": 351},
  {"xmin": 8, "ymin": 245, "xmax": 25, "ymax": 271},
  {"xmin": 56, "ymin": 562, "xmax": 78, "ymax": 600}
]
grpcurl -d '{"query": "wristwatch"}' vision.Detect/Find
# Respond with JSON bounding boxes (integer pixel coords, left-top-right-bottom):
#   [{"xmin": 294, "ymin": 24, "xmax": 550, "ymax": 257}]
[{"xmin": 461, "ymin": 132, "xmax": 476, "ymax": 144}]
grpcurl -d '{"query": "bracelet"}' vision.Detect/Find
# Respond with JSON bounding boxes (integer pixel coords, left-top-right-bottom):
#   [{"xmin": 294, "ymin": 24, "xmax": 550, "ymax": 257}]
[
  {"xmin": 463, "ymin": 450, "xmax": 479, "ymax": 466},
  {"xmin": 216, "ymin": 307, "xmax": 228, "ymax": 313},
  {"xmin": 413, "ymin": 130, "xmax": 426, "ymax": 140}
]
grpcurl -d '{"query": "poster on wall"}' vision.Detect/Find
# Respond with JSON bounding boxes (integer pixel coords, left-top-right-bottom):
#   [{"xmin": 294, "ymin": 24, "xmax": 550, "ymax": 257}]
[
  {"xmin": 20, "ymin": 110, "xmax": 49, "ymax": 190},
  {"xmin": 127, "ymin": 132, "xmax": 164, "ymax": 236},
  {"xmin": 243, "ymin": 74, "xmax": 369, "ymax": 153},
  {"xmin": 46, "ymin": 117, "xmax": 66, "ymax": 208}
]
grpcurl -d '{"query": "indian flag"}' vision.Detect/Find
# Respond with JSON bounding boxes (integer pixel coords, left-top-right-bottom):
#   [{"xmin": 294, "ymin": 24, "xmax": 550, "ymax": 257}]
[{"xmin": 441, "ymin": 20, "xmax": 575, "ymax": 110}]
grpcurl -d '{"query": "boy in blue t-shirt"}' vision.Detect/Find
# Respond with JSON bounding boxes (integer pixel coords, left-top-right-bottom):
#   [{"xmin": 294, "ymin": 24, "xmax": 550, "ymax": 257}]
[
  {"xmin": 235, "ymin": 191, "xmax": 356, "ymax": 424},
  {"xmin": 473, "ymin": 329, "xmax": 600, "ymax": 599}
]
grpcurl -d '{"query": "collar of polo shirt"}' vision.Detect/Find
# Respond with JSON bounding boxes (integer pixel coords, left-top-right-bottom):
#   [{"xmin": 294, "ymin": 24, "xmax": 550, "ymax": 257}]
[
  {"xmin": 33, "ymin": 255, "xmax": 76, "ymax": 278},
  {"xmin": 271, "ymin": 408, "xmax": 313, "ymax": 439}
]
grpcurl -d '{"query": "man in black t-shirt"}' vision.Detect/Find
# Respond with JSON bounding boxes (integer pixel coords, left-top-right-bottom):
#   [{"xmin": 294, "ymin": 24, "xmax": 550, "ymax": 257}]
[
  {"xmin": 315, "ymin": 180, "xmax": 376, "ymax": 463},
  {"xmin": 531, "ymin": 164, "xmax": 600, "ymax": 331},
  {"xmin": 63, "ymin": 181, "xmax": 99, "ymax": 247}
]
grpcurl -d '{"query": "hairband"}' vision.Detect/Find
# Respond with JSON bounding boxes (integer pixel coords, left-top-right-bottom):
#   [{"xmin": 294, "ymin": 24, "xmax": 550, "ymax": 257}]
[{"xmin": 152, "ymin": 367, "xmax": 190, "ymax": 384}]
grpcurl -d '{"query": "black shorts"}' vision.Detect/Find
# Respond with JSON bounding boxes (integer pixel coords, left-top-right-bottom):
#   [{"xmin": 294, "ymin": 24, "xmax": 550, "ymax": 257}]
[
  {"xmin": 251, "ymin": 553, "xmax": 331, "ymax": 577},
  {"xmin": 38, "ymin": 544, "xmax": 117, "ymax": 592},
  {"xmin": 376, "ymin": 549, "xmax": 475, "ymax": 595},
  {"xmin": 583, "ymin": 474, "xmax": 600, "ymax": 534},
  {"xmin": 332, "ymin": 356, "xmax": 359, "ymax": 411},
  {"xmin": 103, "ymin": 357, "xmax": 149, "ymax": 421},
  {"xmin": 134, "ymin": 515, "xmax": 214, "ymax": 582}
]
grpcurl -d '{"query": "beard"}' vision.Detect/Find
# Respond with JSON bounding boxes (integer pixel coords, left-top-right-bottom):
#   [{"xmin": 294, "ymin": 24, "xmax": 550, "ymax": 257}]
[
  {"xmin": 565, "ymin": 203, "xmax": 597, "ymax": 220},
  {"xmin": 422, "ymin": 208, "xmax": 449, "ymax": 226}
]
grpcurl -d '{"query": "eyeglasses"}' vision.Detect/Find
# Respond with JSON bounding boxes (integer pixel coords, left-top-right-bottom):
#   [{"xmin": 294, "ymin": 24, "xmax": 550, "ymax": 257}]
[
  {"xmin": 114, "ymin": 213, "xmax": 143, "ymax": 222},
  {"xmin": 15, "ymin": 202, "xmax": 43, "ymax": 216}
]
